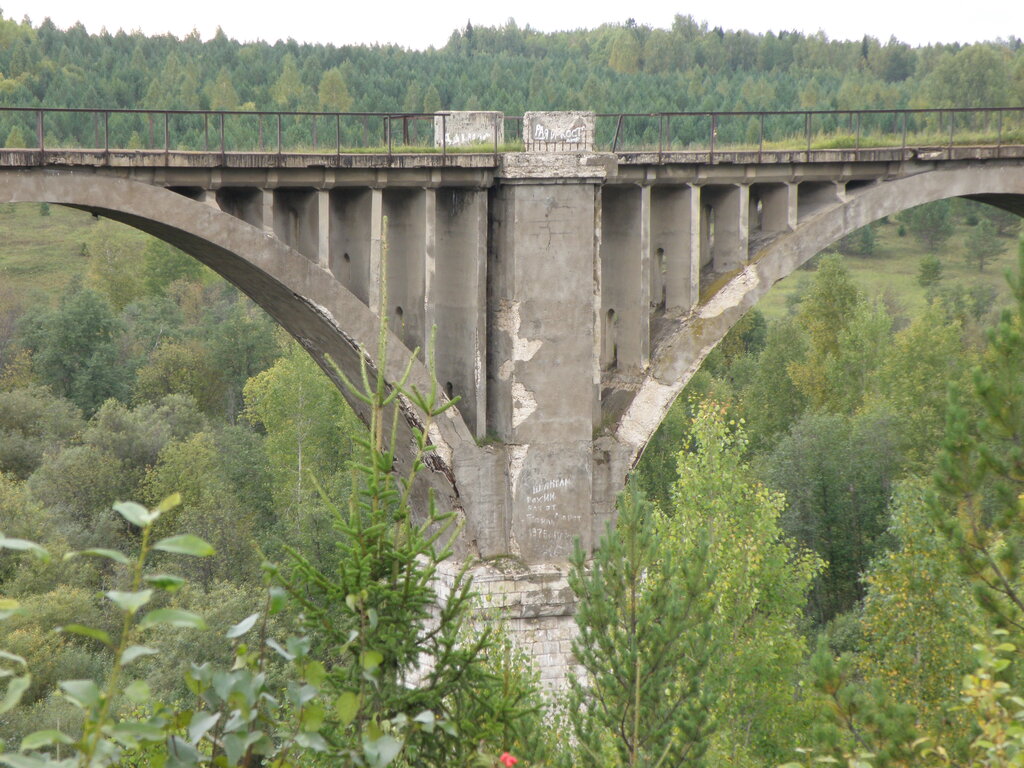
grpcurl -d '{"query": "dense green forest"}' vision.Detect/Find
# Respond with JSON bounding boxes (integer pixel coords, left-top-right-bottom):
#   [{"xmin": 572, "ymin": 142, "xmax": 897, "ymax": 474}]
[{"xmin": 3, "ymin": 13, "xmax": 1024, "ymax": 768}]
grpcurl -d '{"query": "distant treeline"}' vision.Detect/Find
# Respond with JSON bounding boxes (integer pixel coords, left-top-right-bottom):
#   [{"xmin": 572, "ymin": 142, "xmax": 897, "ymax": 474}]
[{"xmin": 0, "ymin": 13, "xmax": 1021, "ymax": 120}]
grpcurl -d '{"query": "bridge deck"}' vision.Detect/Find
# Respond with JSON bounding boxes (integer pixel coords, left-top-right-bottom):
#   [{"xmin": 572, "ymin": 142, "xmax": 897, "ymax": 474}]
[{"xmin": 4, "ymin": 144, "xmax": 1023, "ymax": 172}]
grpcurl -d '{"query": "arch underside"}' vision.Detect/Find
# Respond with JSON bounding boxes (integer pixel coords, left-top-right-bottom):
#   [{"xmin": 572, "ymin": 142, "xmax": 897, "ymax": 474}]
[
  {"xmin": 0, "ymin": 170, "xmax": 477, "ymax": 539},
  {"xmin": 616, "ymin": 164, "xmax": 1024, "ymax": 467}
]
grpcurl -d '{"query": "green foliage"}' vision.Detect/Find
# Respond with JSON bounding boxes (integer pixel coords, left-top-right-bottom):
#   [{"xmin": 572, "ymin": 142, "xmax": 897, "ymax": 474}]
[
  {"xmin": 17, "ymin": 279, "xmax": 131, "ymax": 415},
  {"xmin": 860, "ymin": 479, "xmax": 981, "ymax": 741},
  {"xmin": 766, "ymin": 409, "xmax": 901, "ymax": 624},
  {"xmin": 0, "ymin": 386, "xmax": 83, "ymax": 479},
  {"xmin": 931, "ymin": 241, "xmax": 1024, "ymax": 636},
  {"xmin": 243, "ymin": 334, "xmax": 360, "ymax": 516},
  {"xmin": 918, "ymin": 253, "xmax": 943, "ymax": 288},
  {"xmin": 964, "ymin": 218, "xmax": 1004, "ymax": 273},
  {"xmin": 566, "ymin": 483, "xmax": 716, "ymax": 767},
  {"xmin": 901, "ymin": 201, "xmax": 955, "ymax": 252},
  {"xmin": 657, "ymin": 402, "xmax": 822, "ymax": 765}
]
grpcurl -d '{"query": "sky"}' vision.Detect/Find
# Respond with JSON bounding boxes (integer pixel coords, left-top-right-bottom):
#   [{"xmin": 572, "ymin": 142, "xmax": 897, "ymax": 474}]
[{"xmin": 1, "ymin": 0, "xmax": 1020, "ymax": 50}]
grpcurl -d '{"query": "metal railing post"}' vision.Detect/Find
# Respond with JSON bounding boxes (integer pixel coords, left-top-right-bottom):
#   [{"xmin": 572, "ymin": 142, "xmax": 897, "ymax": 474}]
[
  {"xmin": 998, "ymin": 110, "xmax": 1004, "ymax": 158},
  {"xmin": 709, "ymin": 113, "xmax": 716, "ymax": 163},
  {"xmin": 36, "ymin": 109, "xmax": 44, "ymax": 152},
  {"xmin": 277, "ymin": 114, "xmax": 282, "ymax": 154},
  {"xmin": 336, "ymin": 114, "xmax": 340, "ymax": 155},
  {"xmin": 901, "ymin": 111, "xmax": 907, "ymax": 155},
  {"xmin": 164, "ymin": 112, "xmax": 169, "ymax": 152},
  {"xmin": 949, "ymin": 110, "xmax": 955, "ymax": 159},
  {"xmin": 855, "ymin": 112, "xmax": 861, "ymax": 155},
  {"xmin": 312, "ymin": 115, "xmax": 318, "ymax": 152},
  {"xmin": 204, "ymin": 114, "xmax": 209, "ymax": 151},
  {"xmin": 805, "ymin": 111, "xmax": 811, "ymax": 158},
  {"xmin": 442, "ymin": 114, "xmax": 447, "ymax": 162},
  {"xmin": 103, "ymin": 111, "xmax": 109, "ymax": 154},
  {"xmin": 758, "ymin": 112, "xmax": 764, "ymax": 161},
  {"xmin": 219, "ymin": 113, "xmax": 225, "ymax": 154},
  {"xmin": 658, "ymin": 114, "xmax": 664, "ymax": 162},
  {"xmin": 612, "ymin": 114, "xmax": 623, "ymax": 152}
]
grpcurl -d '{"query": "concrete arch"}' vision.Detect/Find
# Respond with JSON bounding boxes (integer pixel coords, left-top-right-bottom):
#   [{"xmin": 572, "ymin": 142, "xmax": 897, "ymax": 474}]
[
  {"xmin": 616, "ymin": 164, "xmax": 1024, "ymax": 464},
  {"xmin": 0, "ymin": 169, "xmax": 477, "ymax": 523}
]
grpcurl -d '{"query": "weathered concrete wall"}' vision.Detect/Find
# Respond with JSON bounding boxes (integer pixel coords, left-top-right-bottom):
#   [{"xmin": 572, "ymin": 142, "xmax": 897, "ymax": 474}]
[
  {"xmin": 524, "ymin": 111, "xmax": 595, "ymax": 152},
  {"xmin": 489, "ymin": 176, "xmax": 601, "ymax": 561},
  {"xmin": 433, "ymin": 111, "xmax": 503, "ymax": 148}
]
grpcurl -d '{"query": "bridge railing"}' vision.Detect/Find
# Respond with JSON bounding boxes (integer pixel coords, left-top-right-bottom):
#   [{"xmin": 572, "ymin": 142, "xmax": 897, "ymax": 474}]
[
  {"xmin": 0, "ymin": 107, "xmax": 524, "ymax": 160},
  {"xmin": 4, "ymin": 106, "xmax": 1024, "ymax": 161},
  {"xmin": 597, "ymin": 107, "xmax": 1024, "ymax": 158}
]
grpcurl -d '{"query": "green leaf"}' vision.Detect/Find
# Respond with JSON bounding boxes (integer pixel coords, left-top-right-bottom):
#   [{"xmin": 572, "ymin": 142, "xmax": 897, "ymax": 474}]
[
  {"xmin": 105, "ymin": 589, "xmax": 154, "ymax": 615},
  {"xmin": 301, "ymin": 703, "xmax": 325, "ymax": 732},
  {"xmin": 64, "ymin": 548, "xmax": 130, "ymax": 565},
  {"xmin": 57, "ymin": 624, "xmax": 112, "ymax": 646},
  {"xmin": 187, "ymin": 711, "xmax": 220, "ymax": 744},
  {"xmin": 121, "ymin": 645, "xmax": 159, "ymax": 665},
  {"xmin": 59, "ymin": 679, "xmax": 100, "ymax": 709},
  {"xmin": 360, "ymin": 650, "xmax": 383, "ymax": 671},
  {"xmin": 335, "ymin": 691, "xmax": 359, "ymax": 725},
  {"xmin": 0, "ymin": 650, "xmax": 26, "ymax": 667},
  {"xmin": 20, "ymin": 729, "xmax": 73, "ymax": 750},
  {"xmin": 124, "ymin": 680, "xmax": 151, "ymax": 703},
  {"xmin": 110, "ymin": 720, "xmax": 164, "ymax": 745},
  {"xmin": 138, "ymin": 609, "xmax": 207, "ymax": 631},
  {"xmin": 153, "ymin": 535, "xmax": 214, "ymax": 557},
  {"xmin": 304, "ymin": 660, "xmax": 326, "ymax": 687},
  {"xmin": 0, "ymin": 755, "xmax": 49, "ymax": 768},
  {"xmin": 0, "ymin": 674, "xmax": 29, "ymax": 714},
  {"xmin": 294, "ymin": 731, "xmax": 328, "ymax": 751},
  {"xmin": 226, "ymin": 613, "xmax": 259, "ymax": 639},
  {"xmin": 268, "ymin": 586, "xmax": 288, "ymax": 614},
  {"xmin": 364, "ymin": 734, "xmax": 403, "ymax": 767},
  {"xmin": 0, "ymin": 536, "xmax": 49, "ymax": 562},
  {"xmin": 266, "ymin": 638, "xmax": 294, "ymax": 661},
  {"xmin": 114, "ymin": 501, "xmax": 157, "ymax": 528},
  {"xmin": 157, "ymin": 493, "xmax": 182, "ymax": 513},
  {"xmin": 144, "ymin": 574, "xmax": 186, "ymax": 592}
]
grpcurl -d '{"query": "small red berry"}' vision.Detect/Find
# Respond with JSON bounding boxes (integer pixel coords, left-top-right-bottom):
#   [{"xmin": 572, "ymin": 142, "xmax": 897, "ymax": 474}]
[{"xmin": 499, "ymin": 752, "xmax": 518, "ymax": 767}]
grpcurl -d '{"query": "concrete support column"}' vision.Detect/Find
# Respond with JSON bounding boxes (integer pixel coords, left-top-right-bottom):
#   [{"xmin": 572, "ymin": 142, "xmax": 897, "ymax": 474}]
[
  {"xmin": 600, "ymin": 185, "xmax": 648, "ymax": 370},
  {"xmin": 703, "ymin": 184, "xmax": 749, "ymax": 273},
  {"xmin": 488, "ymin": 180, "xmax": 599, "ymax": 562},
  {"xmin": 758, "ymin": 182, "xmax": 797, "ymax": 233},
  {"xmin": 272, "ymin": 188, "xmax": 318, "ymax": 262},
  {"xmin": 317, "ymin": 189, "xmax": 330, "ymax": 270},
  {"xmin": 368, "ymin": 188, "xmax": 383, "ymax": 313},
  {"xmin": 382, "ymin": 188, "xmax": 427, "ymax": 354},
  {"xmin": 652, "ymin": 184, "xmax": 700, "ymax": 312},
  {"xmin": 797, "ymin": 181, "xmax": 843, "ymax": 223},
  {"xmin": 261, "ymin": 189, "xmax": 274, "ymax": 236},
  {"xmin": 328, "ymin": 189, "xmax": 374, "ymax": 305},
  {"xmin": 430, "ymin": 188, "xmax": 488, "ymax": 438}
]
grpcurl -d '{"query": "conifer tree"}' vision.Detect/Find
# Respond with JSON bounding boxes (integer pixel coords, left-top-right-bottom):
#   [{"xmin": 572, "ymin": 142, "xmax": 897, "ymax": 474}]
[{"xmin": 566, "ymin": 483, "xmax": 717, "ymax": 767}]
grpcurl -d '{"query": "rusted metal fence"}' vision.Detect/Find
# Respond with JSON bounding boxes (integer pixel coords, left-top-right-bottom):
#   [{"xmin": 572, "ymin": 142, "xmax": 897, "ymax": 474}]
[{"xmin": 3, "ymin": 106, "xmax": 1023, "ymax": 161}]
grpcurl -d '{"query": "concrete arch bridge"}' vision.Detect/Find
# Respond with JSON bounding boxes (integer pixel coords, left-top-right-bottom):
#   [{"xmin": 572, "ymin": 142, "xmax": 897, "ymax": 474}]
[{"xmin": 4, "ymin": 106, "xmax": 1024, "ymax": 683}]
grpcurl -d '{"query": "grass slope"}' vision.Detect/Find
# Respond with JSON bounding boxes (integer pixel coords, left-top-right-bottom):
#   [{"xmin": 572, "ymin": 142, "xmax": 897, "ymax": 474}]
[{"xmin": 757, "ymin": 216, "xmax": 1022, "ymax": 319}]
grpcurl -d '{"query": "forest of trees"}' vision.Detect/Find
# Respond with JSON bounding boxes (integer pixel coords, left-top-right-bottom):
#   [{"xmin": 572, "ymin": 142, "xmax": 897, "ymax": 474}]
[{"xmin": 2, "ymin": 13, "xmax": 1024, "ymax": 768}]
